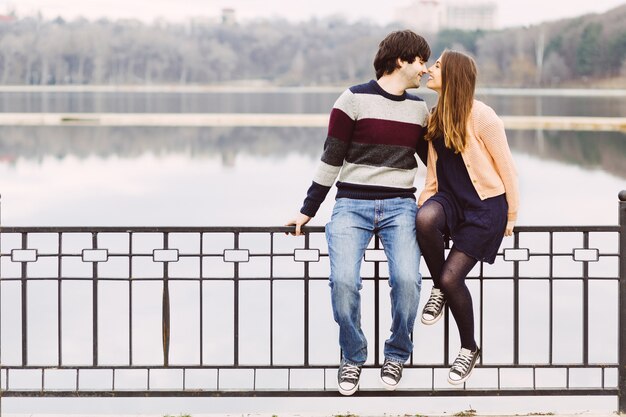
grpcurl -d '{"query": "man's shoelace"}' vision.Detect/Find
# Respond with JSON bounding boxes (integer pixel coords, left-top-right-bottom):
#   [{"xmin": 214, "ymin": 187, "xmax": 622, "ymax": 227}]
[
  {"xmin": 382, "ymin": 361, "xmax": 402, "ymax": 377},
  {"xmin": 340, "ymin": 364, "xmax": 361, "ymax": 381},
  {"xmin": 424, "ymin": 291, "xmax": 445, "ymax": 314},
  {"xmin": 451, "ymin": 351, "xmax": 474, "ymax": 374}
]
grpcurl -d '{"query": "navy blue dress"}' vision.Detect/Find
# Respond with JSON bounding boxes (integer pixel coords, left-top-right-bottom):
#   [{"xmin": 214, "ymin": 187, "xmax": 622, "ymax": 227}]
[{"xmin": 426, "ymin": 135, "xmax": 508, "ymax": 264}]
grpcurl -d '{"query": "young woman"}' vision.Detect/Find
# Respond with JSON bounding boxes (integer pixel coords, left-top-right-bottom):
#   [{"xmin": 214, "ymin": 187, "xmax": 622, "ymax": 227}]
[{"xmin": 416, "ymin": 50, "xmax": 519, "ymax": 384}]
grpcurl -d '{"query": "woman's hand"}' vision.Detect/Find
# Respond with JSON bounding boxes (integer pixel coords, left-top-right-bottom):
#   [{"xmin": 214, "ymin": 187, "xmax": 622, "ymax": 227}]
[{"xmin": 504, "ymin": 220, "xmax": 515, "ymax": 237}]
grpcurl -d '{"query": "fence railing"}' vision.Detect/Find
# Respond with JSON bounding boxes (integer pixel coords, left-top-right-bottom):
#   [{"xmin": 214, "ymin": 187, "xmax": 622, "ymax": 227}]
[{"xmin": 0, "ymin": 192, "xmax": 624, "ymax": 414}]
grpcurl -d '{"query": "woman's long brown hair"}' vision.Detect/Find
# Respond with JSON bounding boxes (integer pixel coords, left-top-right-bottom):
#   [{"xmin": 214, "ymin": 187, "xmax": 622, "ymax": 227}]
[{"xmin": 425, "ymin": 50, "xmax": 477, "ymax": 153}]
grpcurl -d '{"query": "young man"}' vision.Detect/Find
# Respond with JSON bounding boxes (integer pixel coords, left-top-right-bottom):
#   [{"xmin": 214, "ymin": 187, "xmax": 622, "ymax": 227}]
[{"xmin": 286, "ymin": 30, "xmax": 431, "ymax": 395}]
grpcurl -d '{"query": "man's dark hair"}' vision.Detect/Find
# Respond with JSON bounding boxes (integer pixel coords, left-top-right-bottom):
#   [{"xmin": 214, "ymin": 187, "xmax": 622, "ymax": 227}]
[{"xmin": 373, "ymin": 30, "xmax": 431, "ymax": 79}]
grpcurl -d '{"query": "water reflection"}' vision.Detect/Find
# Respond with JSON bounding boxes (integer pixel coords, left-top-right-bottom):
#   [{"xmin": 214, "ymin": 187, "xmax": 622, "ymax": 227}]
[
  {"xmin": 507, "ymin": 130, "xmax": 626, "ymax": 179},
  {"xmin": 0, "ymin": 91, "xmax": 624, "ymax": 117},
  {"xmin": 0, "ymin": 126, "xmax": 324, "ymax": 165},
  {"xmin": 0, "ymin": 126, "xmax": 624, "ymax": 178},
  {"xmin": 0, "ymin": 92, "xmax": 342, "ymax": 114},
  {"xmin": 478, "ymin": 94, "xmax": 626, "ymax": 118}
]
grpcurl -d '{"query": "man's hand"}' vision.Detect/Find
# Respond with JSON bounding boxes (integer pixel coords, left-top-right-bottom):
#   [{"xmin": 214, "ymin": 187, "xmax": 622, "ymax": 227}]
[
  {"xmin": 504, "ymin": 220, "xmax": 515, "ymax": 237},
  {"xmin": 285, "ymin": 213, "xmax": 312, "ymax": 236}
]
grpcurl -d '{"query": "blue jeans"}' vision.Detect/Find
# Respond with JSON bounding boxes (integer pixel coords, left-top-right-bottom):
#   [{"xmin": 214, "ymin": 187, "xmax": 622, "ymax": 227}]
[{"xmin": 325, "ymin": 197, "xmax": 422, "ymax": 365}]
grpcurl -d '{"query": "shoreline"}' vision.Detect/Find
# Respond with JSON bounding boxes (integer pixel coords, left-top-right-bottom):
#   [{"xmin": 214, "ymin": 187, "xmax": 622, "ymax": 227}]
[{"xmin": 0, "ymin": 85, "xmax": 624, "ymax": 97}]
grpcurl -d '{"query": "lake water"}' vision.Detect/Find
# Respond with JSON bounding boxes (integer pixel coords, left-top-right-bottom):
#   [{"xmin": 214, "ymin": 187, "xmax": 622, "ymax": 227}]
[
  {"xmin": 0, "ymin": 90, "xmax": 625, "ymax": 416},
  {"xmin": 0, "ymin": 90, "xmax": 624, "ymax": 227}
]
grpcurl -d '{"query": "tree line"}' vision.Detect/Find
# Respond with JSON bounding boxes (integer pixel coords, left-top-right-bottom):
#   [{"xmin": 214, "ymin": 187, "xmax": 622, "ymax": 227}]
[{"xmin": 0, "ymin": 3, "xmax": 624, "ymax": 87}]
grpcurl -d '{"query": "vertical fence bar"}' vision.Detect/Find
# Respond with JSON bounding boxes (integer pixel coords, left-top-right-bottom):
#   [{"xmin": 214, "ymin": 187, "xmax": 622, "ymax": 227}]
[
  {"xmin": 233, "ymin": 232, "xmax": 239, "ymax": 366},
  {"xmin": 582, "ymin": 231, "xmax": 589, "ymax": 366},
  {"xmin": 303, "ymin": 232, "xmax": 309, "ymax": 366},
  {"xmin": 162, "ymin": 233, "xmax": 170, "ymax": 367},
  {"xmin": 128, "ymin": 233, "xmax": 133, "ymax": 366},
  {"xmin": 444, "ymin": 298, "xmax": 450, "ymax": 366},
  {"xmin": 513, "ymin": 231, "xmax": 520, "ymax": 365},
  {"xmin": 0, "ymin": 195, "xmax": 3, "ymax": 414},
  {"xmin": 92, "ymin": 232, "xmax": 98, "ymax": 366},
  {"xmin": 269, "ymin": 232, "xmax": 274, "ymax": 366},
  {"xmin": 20, "ymin": 233, "xmax": 27, "ymax": 366},
  {"xmin": 549, "ymin": 232, "xmax": 554, "ymax": 365},
  {"xmin": 477, "ymin": 260, "xmax": 484, "ymax": 365},
  {"xmin": 479, "ymin": 266, "xmax": 484, "ymax": 366},
  {"xmin": 199, "ymin": 232, "xmax": 204, "ymax": 367},
  {"xmin": 58, "ymin": 233, "xmax": 63, "ymax": 366},
  {"xmin": 618, "ymin": 190, "xmax": 626, "ymax": 414},
  {"xmin": 443, "ymin": 239, "xmax": 451, "ymax": 366},
  {"xmin": 374, "ymin": 236, "xmax": 380, "ymax": 366}
]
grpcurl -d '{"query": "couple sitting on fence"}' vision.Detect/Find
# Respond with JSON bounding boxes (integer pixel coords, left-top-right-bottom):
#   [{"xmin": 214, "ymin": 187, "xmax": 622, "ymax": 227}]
[{"xmin": 286, "ymin": 30, "xmax": 519, "ymax": 396}]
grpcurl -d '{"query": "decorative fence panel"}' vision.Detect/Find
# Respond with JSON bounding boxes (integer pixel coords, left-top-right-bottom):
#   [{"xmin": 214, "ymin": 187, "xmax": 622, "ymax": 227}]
[{"xmin": 0, "ymin": 192, "xmax": 624, "ymax": 413}]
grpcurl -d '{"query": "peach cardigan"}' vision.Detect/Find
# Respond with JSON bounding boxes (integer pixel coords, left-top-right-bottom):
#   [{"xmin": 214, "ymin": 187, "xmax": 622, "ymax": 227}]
[{"xmin": 418, "ymin": 100, "xmax": 520, "ymax": 223}]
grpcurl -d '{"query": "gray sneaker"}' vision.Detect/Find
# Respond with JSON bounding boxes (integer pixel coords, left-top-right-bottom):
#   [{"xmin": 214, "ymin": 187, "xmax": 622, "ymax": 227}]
[
  {"xmin": 337, "ymin": 361, "xmax": 362, "ymax": 396},
  {"xmin": 448, "ymin": 347, "xmax": 481, "ymax": 385},
  {"xmin": 421, "ymin": 287, "xmax": 446, "ymax": 325},
  {"xmin": 380, "ymin": 359, "xmax": 403, "ymax": 390}
]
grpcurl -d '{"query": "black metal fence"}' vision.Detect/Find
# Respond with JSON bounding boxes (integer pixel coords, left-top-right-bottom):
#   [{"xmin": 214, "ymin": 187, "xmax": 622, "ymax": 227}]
[{"xmin": 0, "ymin": 192, "xmax": 625, "ymax": 414}]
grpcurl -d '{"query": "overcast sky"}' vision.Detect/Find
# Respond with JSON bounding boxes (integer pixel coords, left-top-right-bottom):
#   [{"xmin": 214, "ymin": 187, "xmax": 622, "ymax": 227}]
[{"xmin": 4, "ymin": 0, "xmax": 625, "ymax": 28}]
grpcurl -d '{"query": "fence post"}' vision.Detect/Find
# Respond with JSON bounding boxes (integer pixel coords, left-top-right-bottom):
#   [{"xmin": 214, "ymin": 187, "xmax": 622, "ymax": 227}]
[
  {"xmin": 617, "ymin": 190, "xmax": 626, "ymax": 415},
  {"xmin": 0, "ymin": 193, "xmax": 3, "ymax": 416}
]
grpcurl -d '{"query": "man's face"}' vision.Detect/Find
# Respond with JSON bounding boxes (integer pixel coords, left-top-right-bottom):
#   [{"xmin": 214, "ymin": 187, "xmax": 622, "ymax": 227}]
[{"xmin": 399, "ymin": 56, "xmax": 428, "ymax": 89}]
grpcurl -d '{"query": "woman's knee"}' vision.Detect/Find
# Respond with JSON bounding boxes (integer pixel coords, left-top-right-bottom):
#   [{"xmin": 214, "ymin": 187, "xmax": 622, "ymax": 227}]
[
  {"xmin": 415, "ymin": 210, "xmax": 430, "ymax": 233},
  {"xmin": 415, "ymin": 204, "xmax": 441, "ymax": 232},
  {"xmin": 439, "ymin": 270, "xmax": 465, "ymax": 294}
]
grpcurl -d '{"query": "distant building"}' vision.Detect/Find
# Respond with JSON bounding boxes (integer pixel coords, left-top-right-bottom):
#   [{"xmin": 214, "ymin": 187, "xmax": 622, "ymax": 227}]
[
  {"xmin": 393, "ymin": 0, "xmax": 497, "ymax": 32},
  {"xmin": 222, "ymin": 8, "xmax": 236, "ymax": 25},
  {"xmin": 443, "ymin": 1, "xmax": 496, "ymax": 30},
  {"xmin": 394, "ymin": 0, "xmax": 443, "ymax": 34}
]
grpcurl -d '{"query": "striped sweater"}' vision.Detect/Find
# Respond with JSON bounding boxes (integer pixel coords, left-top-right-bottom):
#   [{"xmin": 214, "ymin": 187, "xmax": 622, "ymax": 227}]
[{"xmin": 300, "ymin": 80, "xmax": 429, "ymax": 217}]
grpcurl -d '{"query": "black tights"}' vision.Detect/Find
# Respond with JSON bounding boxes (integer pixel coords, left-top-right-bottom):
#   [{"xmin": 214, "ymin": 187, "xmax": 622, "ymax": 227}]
[{"xmin": 416, "ymin": 201, "xmax": 478, "ymax": 351}]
